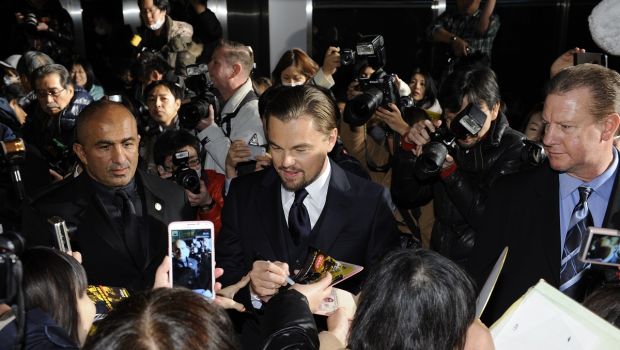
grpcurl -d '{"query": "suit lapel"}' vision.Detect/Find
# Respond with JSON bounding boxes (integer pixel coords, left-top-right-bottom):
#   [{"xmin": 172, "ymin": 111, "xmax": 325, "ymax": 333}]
[
  {"xmin": 259, "ymin": 169, "xmax": 289, "ymax": 262},
  {"xmin": 532, "ymin": 166, "xmax": 561, "ymax": 286},
  {"xmin": 139, "ymin": 171, "xmax": 168, "ymax": 271},
  {"xmin": 602, "ymin": 166, "xmax": 620, "ymax": 228},
  {"xmin": 311, "ymin": 161, "xmax": 351, "ymax": 252}
]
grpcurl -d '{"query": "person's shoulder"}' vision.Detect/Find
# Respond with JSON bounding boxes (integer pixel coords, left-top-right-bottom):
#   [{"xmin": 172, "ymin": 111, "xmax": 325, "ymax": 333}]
[
  {"xmin": 494, "ymin": 164, "xmax": 553, "ymax": 192},
  {"xmin": 169, "ymin": 18, "xmax": 193, "ymax": 37},
  {"xmin": 29, "ymin": 175, "xmax": 82, "ymax": 206},
  {"xmin": 230, "ymin": 167, "xmax": 274, "ymax": 192},
  {"xmin": 333, "ymin": 162, "xmax": 386, "ymax": 196},
  {"xmin": 140, "ymin": 170, "xmax": 186, "ymax": 196}
]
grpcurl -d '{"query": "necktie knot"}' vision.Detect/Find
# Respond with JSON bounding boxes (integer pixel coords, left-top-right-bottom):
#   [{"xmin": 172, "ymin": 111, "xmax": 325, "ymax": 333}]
[
  {"xmin": 293, "ymin": 189, "xmax": 309, "ymax": 205},
  {"xmin": 116, "ymin": 189, "xmax": 136, "ymax": 215},
  {"xmin": 578, "ymin": 186, "xmax": 593, "ymax": 204}
]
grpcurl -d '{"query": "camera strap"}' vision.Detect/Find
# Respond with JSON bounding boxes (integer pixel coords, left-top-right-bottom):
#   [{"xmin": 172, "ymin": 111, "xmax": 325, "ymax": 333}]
[
  {"xmin": 364, "ymin": 125, "xmax": 391, "ymax": 173},
  {"xmin": 220, "ymin": 89, "xmax": 258, "ymax": 138}
]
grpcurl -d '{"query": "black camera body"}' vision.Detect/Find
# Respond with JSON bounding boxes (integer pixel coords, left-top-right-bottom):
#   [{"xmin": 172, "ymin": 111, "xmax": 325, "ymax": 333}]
[
  {"xmin": 172, "ymin": 151, "xmax": 201, "ymax": 194},
  {"xmin": 0, "ymin": 231, "xmax": 25, "ymax": 304},
  {"xmin": 178, "ymin": 64, "xmax": 221, "ymax": 130},
  {"xmin": 340, "ymin": 34, "xmax": 386, "ymax": 68},
  {"xmin": 344, "ymin": 69, "xmax": 405, "ymax": 127},
  {"xmin": 414, "ymin": 103, "xmax": 488, "ymax": 179}
]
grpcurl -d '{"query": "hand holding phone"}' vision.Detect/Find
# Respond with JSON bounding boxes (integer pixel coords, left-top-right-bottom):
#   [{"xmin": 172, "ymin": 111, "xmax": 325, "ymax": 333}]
[{"xmin": 48, "ymin": 216, "xmax": 72, "ymax": 253}]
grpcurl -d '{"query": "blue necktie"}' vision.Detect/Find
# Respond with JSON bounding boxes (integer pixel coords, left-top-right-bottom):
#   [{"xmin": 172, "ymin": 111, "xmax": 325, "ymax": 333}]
[
  {"xmin": 288, "ymin": 189, "xmax": 311, "ymax": 245},
  {"xmin": 559, "ymin": 186, "xmax": 593, "ymax": 299}
]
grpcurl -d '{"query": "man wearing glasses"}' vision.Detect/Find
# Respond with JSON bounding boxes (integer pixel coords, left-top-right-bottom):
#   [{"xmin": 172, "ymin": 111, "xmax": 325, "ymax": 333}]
[{"xmin": 23, "ymin": 63, "xmax": 93, "ymax": 176}]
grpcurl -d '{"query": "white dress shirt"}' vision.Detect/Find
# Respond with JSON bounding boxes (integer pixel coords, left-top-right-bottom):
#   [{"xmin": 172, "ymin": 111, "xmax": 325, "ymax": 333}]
[{"xmin": 281, "ymin": 160, "xmax": 331, "ymax": 229}]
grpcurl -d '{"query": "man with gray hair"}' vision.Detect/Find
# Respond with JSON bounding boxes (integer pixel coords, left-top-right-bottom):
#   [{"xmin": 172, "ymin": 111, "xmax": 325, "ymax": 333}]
[
  {"xmin": 469, "ymin": 63, "xmax": 620, "ymax": 323},
  {"xmin": 195, "ymin": 39, "xmax": 265, "ymax": 176},
  {"xmin": 23, "ymin": 63, "xmax": 93, "ymax": 175}
]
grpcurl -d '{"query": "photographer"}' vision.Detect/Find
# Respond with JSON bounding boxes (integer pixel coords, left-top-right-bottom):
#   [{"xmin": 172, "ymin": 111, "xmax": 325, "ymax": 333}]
[
  {"xmin": 9, "ymin": 0, "xmax": 75, "ymax": 64},
  {"xmin": 22, "ymin": 63, "xmax": 93, "ymax": 176},
  {"xmin": 140, "ymin": 79, "xmax": 183, "ymax": 173},
  {"xmin": 137, "ymin": 0, "xmax": 200, "ymax": 73},
  {"xmin": 392, "ymin": 66, "xmax": 525, "ymax": 265},
  {"xmin": 153, "ymin": 129, "xmax": 225, "ymax": 234}
]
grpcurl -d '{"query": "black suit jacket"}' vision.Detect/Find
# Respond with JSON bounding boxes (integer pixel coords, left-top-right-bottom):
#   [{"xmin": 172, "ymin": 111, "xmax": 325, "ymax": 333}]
[
  {"xmin": 216, "ymin": 160, "xmax": 399, "ymax": 294},
  {"xmin": 21, "ymin": 170, "xmax": 194, "ymax": 291},
  {"xmin": 468, "ymin": 164, "xmax": 620, "ymax": 323}
]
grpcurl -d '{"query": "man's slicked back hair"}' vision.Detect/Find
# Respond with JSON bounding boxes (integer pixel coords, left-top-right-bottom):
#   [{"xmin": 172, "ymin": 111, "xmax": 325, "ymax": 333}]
[
  {"xmin": 264, "ymin": 85, "xmax": 337, "ymax": 137},
  {"xmin": 546, "ymin": 63, "xmax": 620, "ymax": 120}
]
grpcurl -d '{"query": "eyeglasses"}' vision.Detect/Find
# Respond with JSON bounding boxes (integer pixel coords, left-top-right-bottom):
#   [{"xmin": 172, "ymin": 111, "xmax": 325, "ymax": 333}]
[{"xmin": 35, "ymin": 88, "xmax": 66, "ymax": 99}]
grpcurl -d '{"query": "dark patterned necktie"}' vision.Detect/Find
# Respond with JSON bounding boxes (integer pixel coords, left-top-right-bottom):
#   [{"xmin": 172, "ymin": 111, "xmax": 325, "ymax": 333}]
[
  {"xmin": 288, "ymin": 189, "xmax": 311, "ymax": 245},
  {"xmin": 115, "ymin": 189, "xmax": 142, "ymax": 263},
  {"xmin": 559, "ymin": 186, "xmax": 593, "ymax": 299}
]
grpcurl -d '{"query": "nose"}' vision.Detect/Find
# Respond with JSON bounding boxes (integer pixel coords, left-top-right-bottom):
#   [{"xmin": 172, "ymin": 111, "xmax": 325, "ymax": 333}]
[
  {"xmin": 45, "ymin": 94, "xmax": 55, "ymax": 103},
  {"xmin": 282, "ymin": 151, "xmax": 295, "ymax": 168},
  {"xmin": 542, "ymin": 124, "xmax": 555, "ymax": 147},
  {"xmin": 111, "ymin": 144, "xmax": 127, "ymax": 164}
]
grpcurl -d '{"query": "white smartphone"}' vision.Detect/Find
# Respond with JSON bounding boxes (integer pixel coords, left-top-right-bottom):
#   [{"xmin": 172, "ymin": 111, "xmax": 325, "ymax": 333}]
[
  {"xmin": 168, "ymin": 221, "xmax": 215, "ymax": 300},
  {"xmin": 580, "ymin": 227, "xmax": 620, "ymax": 267}
]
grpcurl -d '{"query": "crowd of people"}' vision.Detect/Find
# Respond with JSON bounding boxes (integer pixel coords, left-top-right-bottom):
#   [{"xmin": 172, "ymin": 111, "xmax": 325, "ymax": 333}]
[{"xmin": 1, "ymin": 0, "xmax": 620, "ymax": 349}]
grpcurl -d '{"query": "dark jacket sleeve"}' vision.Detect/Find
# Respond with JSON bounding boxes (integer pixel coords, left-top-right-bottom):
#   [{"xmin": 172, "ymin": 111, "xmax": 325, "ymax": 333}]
[
  {"xmin": 390, "ymin": 148, "xmax": 434, "ymax": 209},
  {"xmin": 367, "ymin": 187, "xmax": 400, "ymax": 267},
  {"xmin": 215, "ymin": 178, "xmax": 249, "ymax": 288},
  {"xmin": 260, "ymin": 290, "xmax": 319, "ymax": 350},
  {"xmin": 442, "ymin": 131, "xmax": 525, "ymax": 232}
]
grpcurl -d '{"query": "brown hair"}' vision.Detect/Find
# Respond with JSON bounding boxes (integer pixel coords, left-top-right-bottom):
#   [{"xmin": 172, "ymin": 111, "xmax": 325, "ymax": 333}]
[
  {"xmin": 264, "ymin": 85, "xmax": 337, "ymax": 136},
  {"xmin": 216, "ymin": 39, "xmax": 254, "ymax": 78},
  {"xmin": 271, "ymin": 49, "xmax": 319, "ymax": 85},
  {"xmin": 546, "ymin": 63, "xmax": 620, "ymax": 120},
  {"xmin": 82, "ymin": 288, "xmax": 239, "ymax": 350}
]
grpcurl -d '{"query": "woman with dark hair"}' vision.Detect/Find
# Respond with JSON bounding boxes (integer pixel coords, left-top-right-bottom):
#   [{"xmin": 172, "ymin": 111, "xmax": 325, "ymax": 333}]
[
  {"xmin": 70, "ymin": 57, "xmax": 105, "ymax": 100},
  {"xmin": 0, "ymin": 247, "xmax": 96, "ymax": 348},
  {"xmin": 271, "ymin": 47, "xmax": 340, "ymax": 89},
  {"xmin": 409, "ymin": 67, "xmax": 441, "ymax": 114},
  {"xmin": 82, "ymin": 288, "xmax": 240, "ymax": 350},
  {"xmin": 347, "ymin": 248, "xmax": 484, "ymax": 349}
]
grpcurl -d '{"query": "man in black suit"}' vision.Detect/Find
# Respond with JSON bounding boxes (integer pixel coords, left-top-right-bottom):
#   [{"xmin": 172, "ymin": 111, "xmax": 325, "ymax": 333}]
[
  {"xmin": 468, "ymin": 64, "xmax": 620, "ymax": 323},
  {"xmin": 22, "ymin": 100, "xmax": 194, "ymax": 291},
  {"xmin": 216, "ymin": 85, "xmax": 399, "ymax": 304}
]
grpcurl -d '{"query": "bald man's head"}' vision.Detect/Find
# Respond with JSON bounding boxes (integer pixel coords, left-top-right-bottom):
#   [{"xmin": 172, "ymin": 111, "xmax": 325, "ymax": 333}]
[{"xmin": 73, "ymin": 100, "xmax": 141, "ymax": 188}]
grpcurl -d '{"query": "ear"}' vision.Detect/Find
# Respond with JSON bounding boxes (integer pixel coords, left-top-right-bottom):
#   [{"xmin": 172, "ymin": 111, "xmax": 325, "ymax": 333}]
[
  {"xmin": 230, "ymin": 63, "xmax": 242, "ymax": 79},
  {"xmin": 175, "ymin": 98, "xmax": 181, "ymax": 110},
  {"xmin": 490, "ymin": 102, "xmax": 500, "ymax": 121},
  {"xmin": 73, "ymin": 143, "xmax": 87, "ymax": 166},
  {"xmin": 601, "ymin": 112, "xmax": 620, "ymax": 142},
  {"xmin": 327, "ymin": 128, "xmax": 338, "ymax": 152}
]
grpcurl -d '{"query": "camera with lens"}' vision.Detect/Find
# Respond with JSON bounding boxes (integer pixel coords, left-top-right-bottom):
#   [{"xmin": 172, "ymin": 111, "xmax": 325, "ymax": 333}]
[
  {"xmin": 172, "ymin": 150, "xmax": 201, "ymax": 194},
  {"xmin": 0, "ymin": 229, "xmax": 25, "ymax": 305},
  {"xmin": 343, "ymin": 35, "xmax": 411, "ymax": 127},
  {"xmin": 178, "ymin": 63, "xmax": 221, "ymax": 130},
  {"xmin": 414, "ymin": 103, "xmax": 488, "ymax": 179},
  {"xmin": 340, "ymin": 34, "xmax": 386, "ymax": 68},
  {"xmin": 521, "ymin": 139, "xmax": 547, "ymax": 166},
  {"xmin": 23, "ymin": 13, "xmax": 38, "ymax": 28}
]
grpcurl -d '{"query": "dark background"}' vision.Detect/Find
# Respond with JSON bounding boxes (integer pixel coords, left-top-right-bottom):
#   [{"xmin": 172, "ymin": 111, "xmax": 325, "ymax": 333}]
[{"xmin": 1, "ymin": 0, "xmax": 617, "ymax": 128}]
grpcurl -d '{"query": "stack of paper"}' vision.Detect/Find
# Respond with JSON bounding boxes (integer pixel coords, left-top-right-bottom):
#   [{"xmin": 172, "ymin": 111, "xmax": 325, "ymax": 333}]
[{"xmin": 491, "ymin": 280, "xmax": 620, "ymax": 349}]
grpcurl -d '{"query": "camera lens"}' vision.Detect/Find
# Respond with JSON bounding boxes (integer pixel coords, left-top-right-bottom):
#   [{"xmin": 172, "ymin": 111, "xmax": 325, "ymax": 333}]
[
  {"xmin": 344, "ymin": 87, "xmax": 383, "ymax": 127},
  {"xmin": 414, "ymin": 142, "xmax": 449, "ymax": 180}
]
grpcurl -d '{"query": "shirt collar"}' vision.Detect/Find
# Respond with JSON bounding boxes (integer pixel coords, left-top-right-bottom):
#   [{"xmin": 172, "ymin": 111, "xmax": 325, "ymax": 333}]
[
  {"xmin": 559, "ymin": 147, "xmax": 619, "ymax": 199},
  {"xmin": 222, "ymin": 78, "xmax": 253, "ymax": 115}
]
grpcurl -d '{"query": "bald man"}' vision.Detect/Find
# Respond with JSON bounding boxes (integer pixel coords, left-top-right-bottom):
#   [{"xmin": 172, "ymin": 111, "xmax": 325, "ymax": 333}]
[{"xmin": 22, "ymin": 100, "xmax": 194, "ymax": 291}]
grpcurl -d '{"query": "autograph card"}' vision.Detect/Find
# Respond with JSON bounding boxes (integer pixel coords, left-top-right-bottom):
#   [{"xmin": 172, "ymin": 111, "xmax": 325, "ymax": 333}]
[{"xmin": 293, "ymin": 248, "xmax": 363, "ymax": 286}]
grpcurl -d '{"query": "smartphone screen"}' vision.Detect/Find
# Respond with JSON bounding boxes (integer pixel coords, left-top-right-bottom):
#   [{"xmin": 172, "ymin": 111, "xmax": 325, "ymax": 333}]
[
  {"xmin": 168, "ymin": 221, "xmax": 215, "ymax": 299},
  {"xmin": 580, "ymin": 227, "xmax": 620, "ymax": 267},
  {"xmin": 573, "ymin": 52, "xmax": 608, "ymax": 67}
]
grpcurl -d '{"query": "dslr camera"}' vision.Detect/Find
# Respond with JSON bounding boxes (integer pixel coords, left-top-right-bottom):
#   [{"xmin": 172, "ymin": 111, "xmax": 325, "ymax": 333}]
[
  {"xmin": 172, "ymin": 151, "xmax": 201, "ymax": 194},
  {"xmin": 414, "ymin": 103, "xmax": 488, "ymax": 179},
  {"xmin": 343, "ymin": 35, "xmax": 413, "ymax": 127},
  {"xmin": 178, "ymin": 64, "xmax": 221, "ymax": 130}
]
